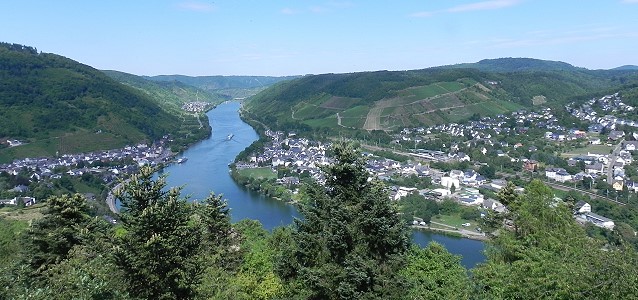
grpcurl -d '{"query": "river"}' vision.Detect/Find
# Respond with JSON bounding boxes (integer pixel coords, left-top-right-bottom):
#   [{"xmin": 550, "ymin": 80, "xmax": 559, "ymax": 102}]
[{"xmin": 160, "ymin": 101, "xmax": 486, "ymax": 268}]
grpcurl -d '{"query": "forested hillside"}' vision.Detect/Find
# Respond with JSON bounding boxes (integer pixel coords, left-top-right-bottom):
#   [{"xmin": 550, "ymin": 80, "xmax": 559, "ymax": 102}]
[
  {"xmin": 245, "ymin": 58, "xmax": 638, "ymax": 134},
  {"xmin": 0, "ymin": 43, "xmax": 184, "ymax": 160},
  {"xmin": 103, "ymin": 70, "xmax": 224, "ymax": 114},
  {"xmin": 146, "ymin": 74, "xmax": 299, "ymax": 100}
]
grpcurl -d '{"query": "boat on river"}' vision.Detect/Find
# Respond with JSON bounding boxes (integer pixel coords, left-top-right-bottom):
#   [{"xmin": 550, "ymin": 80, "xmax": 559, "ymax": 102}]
[
  {"xmin": 176, "ymin": 157, "xmax": 188, "ymax": 164},
  {"xmin": 227, "ymin": 133, "xmax": 234, "ymax": 140}
]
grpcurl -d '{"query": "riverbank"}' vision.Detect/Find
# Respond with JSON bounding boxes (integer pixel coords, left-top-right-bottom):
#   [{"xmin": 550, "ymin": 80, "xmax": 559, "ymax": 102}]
[{"xmin": 412, "ymin": 224, "xmax": 489, "ymax": 241}]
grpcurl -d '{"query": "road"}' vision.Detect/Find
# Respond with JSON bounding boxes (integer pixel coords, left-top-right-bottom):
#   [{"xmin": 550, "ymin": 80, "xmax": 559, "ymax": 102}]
[
  {"xmin": 606, "ymin": 139, "xmax": 624, "ymax": 180},
  {"xmin": 412, "ymin": 224, "xmax": 488, "ymax": 241}
]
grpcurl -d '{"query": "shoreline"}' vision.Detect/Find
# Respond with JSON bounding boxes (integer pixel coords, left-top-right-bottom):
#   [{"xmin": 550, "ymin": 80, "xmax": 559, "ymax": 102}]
[{"xmin": 412, "ymin": 225, "xmax": 490, "ymax": 241}]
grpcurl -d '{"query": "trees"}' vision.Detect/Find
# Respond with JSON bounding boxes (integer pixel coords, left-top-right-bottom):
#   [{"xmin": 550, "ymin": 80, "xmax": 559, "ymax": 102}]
[
  {"xmin": 473, "ymin": 180, "xmax": 638, "ymax": 299},
  {"xmin": 114, "ymin": 165, "xmax": 232, "ymax": 300},
  {"xmin": 279, "ymin": 143, "xmax": 410, "ymax": 299},
  {"xmin": 21, "ymin": 194, "xmax": 90, "ymax": 276},
  {"xmin": 401, "ymin": 244, "xmax": 470, "ymax": 300}
]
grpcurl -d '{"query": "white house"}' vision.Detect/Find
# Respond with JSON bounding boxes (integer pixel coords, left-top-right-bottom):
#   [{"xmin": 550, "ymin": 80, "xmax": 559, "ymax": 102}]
[
  {"xmin": 579, "ymin": 212, "xmax": 615, "ymax": 230},
  {"xmin": 441, "ymin": 176, "xmax": 460, "ymax": 190},
  {"xmin": 393, "ymin": 187, "xmax": 418, "ymax": 201},
  {"xmin": 624, "ymin": 141, "xmax": 638, "ymax": 151},
  {"xmin": 574, "ymin": 200, "xmax": 592, "ymax": 214}
]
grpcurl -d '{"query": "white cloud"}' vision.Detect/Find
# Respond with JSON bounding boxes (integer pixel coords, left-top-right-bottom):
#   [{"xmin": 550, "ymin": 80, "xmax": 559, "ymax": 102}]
[
  {"xmin": 410, "ymin": 0, "xmax": 521, "ymax": 18},
  {"xmin": 177, "ymin": 1, "xmax": 216, "ymax": 12},
  {"xmin": 447, "ymin": 0, "xmax": 522, "ymax": 12}
]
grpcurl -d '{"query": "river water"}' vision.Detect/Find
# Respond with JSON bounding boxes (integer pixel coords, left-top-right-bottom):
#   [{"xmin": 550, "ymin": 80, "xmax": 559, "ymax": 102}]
[{"xmin": 161, "ymin": 101, "xmax": 486, "ymax": 268}]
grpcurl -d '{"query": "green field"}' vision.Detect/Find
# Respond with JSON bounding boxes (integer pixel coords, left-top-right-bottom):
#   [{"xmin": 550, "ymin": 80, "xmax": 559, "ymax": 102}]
[
  {"xmin": 340, "ymin": 117, "xmax": 366, "ymax": 128},
  {"xmin": 340, "ymin": 105, "xmax": 370, "ymax": 118},
  {"xmin": 409, "ymin": 84, "xmax": 452, "ymax": 99},
  {"xmin": 237, "ymin": 167, "xmax": 277, "ymax": 180},
  {"xmin": 431, "ymin": 213, "xmax": 476, "ymax": 229},
  {"xmin": 436, "ymin": 81, "xmax": 465, "ymax": 92},
  {"xmin": 563, "ymin": 144, "xmax": 613, "ymax": 157},
  {"xmin": 302, "ymin": 115, "xmax": 338, "ymax": 128}
]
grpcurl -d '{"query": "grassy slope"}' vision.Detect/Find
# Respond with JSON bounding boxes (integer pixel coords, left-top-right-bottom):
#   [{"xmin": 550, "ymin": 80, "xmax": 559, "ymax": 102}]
[
  {"xmin": 0, "ymin": 43, "xmax": 183, "ymax": 162},
  {"xmin": 246, "ymin": 59, "xmax": 638, "ymax": 134}
]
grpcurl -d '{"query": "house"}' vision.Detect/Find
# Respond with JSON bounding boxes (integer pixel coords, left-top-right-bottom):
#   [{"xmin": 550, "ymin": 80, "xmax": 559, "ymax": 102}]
[
  {"xmin": 612, "ymin": 180, "xmax": 624, "ymax": 191},
  {"xmin": 555, "ymin": 170, "xmax": 572, "ymax": 182},
  {"xmin": 441, "ymin": 177, "xmax": 460, "ymax": 190},
  {"xmin": 9, "ymin": 185, "xmax": 29, "ymax": 193},
  {"xmin": 588, "ymin": 124, "xmax": 604, "ymax": 133},
  {"xmin": 624, "ymin": 141, "xmax": 638, "ymax": 151},
  {"xmin": 574, "ymin": 200, "xmax": 592, "ymax": 214},
  {"xmin": 490, "ymin": 179, "xmax": 508, "ymax": 190},
  {"xmin": 449, "ymin": 170, "xmax": 464, "ymax": 179},
  {"xmin": 523, "ymin": 160, "xmax": 538, "ymax": 172},
  {"xmin": 393, "ymin": 187, "xmax": 418, "ymax": 201},
  {"xmin": 584, "ymin": 163, "xmax": 604, "ymax": 175},
  {"xmin": 608, "ymin": 130, "xmax": 625, "ymax": 141},
  {"xmin": 589, "ymin": 137, "xmax": 601, "ymax": 145},
  {"xmin": 579, "ymin": 212, "xmax": 615, "ymax": 230}
]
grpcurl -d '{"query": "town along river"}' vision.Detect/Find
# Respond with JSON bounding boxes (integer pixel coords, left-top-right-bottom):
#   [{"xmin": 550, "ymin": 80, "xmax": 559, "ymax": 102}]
[{"xmin": 160, "ymin": 101, "xmax": 486, "ymax": 268}]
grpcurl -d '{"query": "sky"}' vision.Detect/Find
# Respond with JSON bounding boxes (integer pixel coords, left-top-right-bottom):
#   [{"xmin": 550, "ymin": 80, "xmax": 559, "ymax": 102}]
[{"xmin": 1, "ymin": 0, "xmax": 637, "ymax": 76}]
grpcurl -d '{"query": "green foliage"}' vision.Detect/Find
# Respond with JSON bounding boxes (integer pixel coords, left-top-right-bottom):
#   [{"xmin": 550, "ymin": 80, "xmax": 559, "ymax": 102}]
[
  {"xmin": 0, "ymin": 218, "xmax": 27, "ymax": 267},
  {"xmin": 0, "ymin": 43, "xmax": 182, "ymax": 161},
  {"xmin": 473, "ymin": 180, "xmax": 638, "ymax": 299},
  {"xmin": 103, "ymin": 70, "xmax": 224, "ymax": 114},
  {"xmin": 21, "ymin": 194, "xmax": 90, "ymax": 276},
  {"xmin": 279, "ymin": 143, "xmax": 410, "ymax": 299},
  {"xmin": 399, "ymin": 193, "xmax": 439, "ymax": 223},
  {"xmin": 439, "ymin": 199, "xmax": 461, "ymax": 215},
  {"xmin": 114, "ymin": 165, "xmax": 232, "ymax": 300},
  {"xmin": 401, "ymin": 244, "xmax": 470, "ymax": 300}
]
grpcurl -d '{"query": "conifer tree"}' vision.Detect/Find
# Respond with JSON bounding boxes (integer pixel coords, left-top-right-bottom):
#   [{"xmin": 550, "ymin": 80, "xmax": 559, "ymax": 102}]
[
  {"xmin": 22, "ymin": 193, "xmax": 90, "ymax": 276},
  {"xmin": 280, "ymin": 143, "xmax": 410, "ymax": 299},
  {"xmin": 114, "ymin": 166, "xmax": 230, "ymax": 300}
]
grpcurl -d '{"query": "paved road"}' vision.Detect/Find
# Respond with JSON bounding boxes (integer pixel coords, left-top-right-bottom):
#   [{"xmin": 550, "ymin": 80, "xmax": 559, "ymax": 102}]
[
  {"xmin": 412, "ymin": 224, "xmax": 488, "ymax": 241},
  {"xmin": 606, "ymin": 139, "xmax": 624, "ymax": 180}
]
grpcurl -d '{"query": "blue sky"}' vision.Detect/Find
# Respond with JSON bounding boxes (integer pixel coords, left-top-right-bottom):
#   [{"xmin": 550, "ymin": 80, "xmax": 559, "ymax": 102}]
[{"xmin": 1, "ymin": 0, "xmax": 637, "ymax": 76}]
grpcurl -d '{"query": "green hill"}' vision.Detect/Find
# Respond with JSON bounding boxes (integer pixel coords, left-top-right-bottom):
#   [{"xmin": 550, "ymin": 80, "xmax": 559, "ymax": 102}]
[
  {"xmin": 445, "ymin": 57, "xmax": 584, "ymax": 72},
  {"xmin": 103, "ymin": 70, "xmax": 224, "ymax": 114},
  {"xmin": 146, "ymin": 74, "xmax": 299, "ymax": 100},
  {"xmin": 0, "ymin": 43, "xmax": 188, "ymax": 161},
  {"xmin": 245, "ymin": 59, "xmax": 638, "ymax": 134}
]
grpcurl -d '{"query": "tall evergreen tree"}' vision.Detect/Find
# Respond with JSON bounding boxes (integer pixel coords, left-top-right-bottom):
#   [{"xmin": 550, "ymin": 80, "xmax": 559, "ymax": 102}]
[
  {"xmin": 114, "ymin": 165, "xmax": 230, "ymax": 300},
  {"xmin": 21, "ymin": 193, "xmax": 90, "ymax": 276},
  {"xmin": 279, "ymin": 143, "xmax": 410, "ymax": 299}
]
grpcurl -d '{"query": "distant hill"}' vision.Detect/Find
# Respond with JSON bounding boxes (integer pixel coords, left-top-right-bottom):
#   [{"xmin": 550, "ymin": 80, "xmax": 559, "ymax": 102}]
[
  {"xmin": 245, "ymin": 58, "xmax": 638, "ymax": 134},
  {"xmin": 612, "ymin": 65, "xmax": 638, "ymax": 71},
  {"xmin": 443, "ymin": 58, "xmax": 583, "ymax": 72},
  {"xmin": 146, "ymin": 75, "xmax": 299, "ymax": 99},
  {"xmin": 0, "ymin": 42, "xmax": 186, "ymax": 161},
  {"xmin": 103, "ymin": 70, "xmax": 224, "ymax": 114}
]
